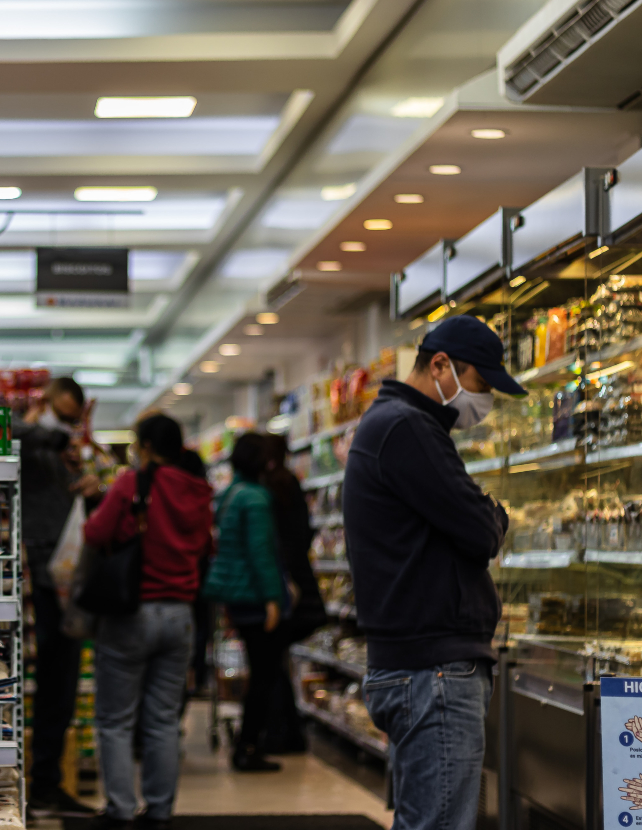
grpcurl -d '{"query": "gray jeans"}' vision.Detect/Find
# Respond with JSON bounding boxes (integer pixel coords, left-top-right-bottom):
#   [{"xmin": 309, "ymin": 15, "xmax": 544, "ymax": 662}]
[{"xmin": 95, "ymin": 602, "xmax": 194, "ymax": 820}]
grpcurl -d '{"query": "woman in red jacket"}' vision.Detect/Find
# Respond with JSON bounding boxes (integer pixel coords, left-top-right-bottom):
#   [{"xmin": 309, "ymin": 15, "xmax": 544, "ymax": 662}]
[{"xmin": 84, "ymin": 414, "xmax": 213, "ymax": 830}]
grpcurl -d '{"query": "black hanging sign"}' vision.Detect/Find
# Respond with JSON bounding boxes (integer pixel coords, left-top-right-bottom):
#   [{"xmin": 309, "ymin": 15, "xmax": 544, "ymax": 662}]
[{"xmin": 36, "ymin": 247, "xmax": 129, "ymax": 308}]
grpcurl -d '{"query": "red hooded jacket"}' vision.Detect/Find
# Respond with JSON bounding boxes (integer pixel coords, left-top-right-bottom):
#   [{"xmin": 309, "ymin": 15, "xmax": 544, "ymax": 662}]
[{"xmin": 84, "ymin": 466, "xmax": 213, "ymax": 603}]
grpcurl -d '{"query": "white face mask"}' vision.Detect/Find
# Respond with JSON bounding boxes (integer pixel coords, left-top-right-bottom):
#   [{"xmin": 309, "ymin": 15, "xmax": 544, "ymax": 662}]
[
  {"xmin": 434, "ymin": 358, "xmax": 494, "ymax": 430},
  {"xmin": 39, "ymin": 405, "xmax": 74, "ymax": 435}
]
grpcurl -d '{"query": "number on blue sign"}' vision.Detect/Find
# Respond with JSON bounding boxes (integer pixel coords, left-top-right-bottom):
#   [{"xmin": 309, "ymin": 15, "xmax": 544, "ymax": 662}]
[
  {"xmin": 619, "ymin": 811, "xmax": 633, "ymax": 826},
  {"xmin": 620, "ymin": 732, "xmax": 635, "ymax": 747}
]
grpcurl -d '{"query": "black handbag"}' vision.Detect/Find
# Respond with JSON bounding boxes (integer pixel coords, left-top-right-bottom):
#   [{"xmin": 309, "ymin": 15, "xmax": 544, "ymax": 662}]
[{"xmin": 75, "ymin": 466, "xmax": 154, "ymax": 616}]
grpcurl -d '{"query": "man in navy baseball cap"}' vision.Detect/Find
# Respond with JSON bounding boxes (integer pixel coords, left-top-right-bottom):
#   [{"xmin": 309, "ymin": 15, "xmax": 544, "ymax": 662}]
[
  {"xmin": 419, "ymin": 314, "xmax": 526, "ymax": 396},
  {"xmin": 343, "ymin": 314, "xmax": 524, "ymax": 830}
]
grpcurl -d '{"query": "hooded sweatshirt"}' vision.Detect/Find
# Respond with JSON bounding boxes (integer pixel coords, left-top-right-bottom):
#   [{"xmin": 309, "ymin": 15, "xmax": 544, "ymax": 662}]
[{"xmin": 84, "ymin": 465, "xmax": 213, "ymax": 603}]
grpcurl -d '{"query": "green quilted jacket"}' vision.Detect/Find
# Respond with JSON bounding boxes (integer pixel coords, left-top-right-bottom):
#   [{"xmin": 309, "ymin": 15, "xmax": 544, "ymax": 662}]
[{"xmin": 204, "ymin": 474, "xmax": 283, "ymax": 605}]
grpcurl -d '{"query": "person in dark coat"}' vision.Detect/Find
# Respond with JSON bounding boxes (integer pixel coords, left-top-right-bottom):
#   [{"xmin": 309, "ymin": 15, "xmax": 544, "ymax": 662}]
[{"xmin": 262, "ymin": 434, "xmax": 327, "ymax": 753}]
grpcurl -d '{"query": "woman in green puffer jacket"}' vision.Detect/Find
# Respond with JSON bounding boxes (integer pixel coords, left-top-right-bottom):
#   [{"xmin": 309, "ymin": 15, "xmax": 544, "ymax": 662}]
[{"xmin": 204, "ymin": 432, "xmax": 285, "ymax": 772}]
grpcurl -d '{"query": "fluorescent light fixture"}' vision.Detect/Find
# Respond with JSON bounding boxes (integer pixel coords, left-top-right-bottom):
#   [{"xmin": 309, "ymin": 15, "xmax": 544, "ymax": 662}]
[
  {"xmin": 589, "ymin": 245, "xmax": 610, "ymax": 259},
  {"xmin": 394, "ymin": 194, "xmax": 424, "ymax": 204},
  {"xmin": 95, "ymin": 97, "xmax": 197, "ymax": 119},
  {"xmin": 74, "ymin": 370, "xmax": 118, "ymax": 387},
  {"xmin": 74, "ymin": 186, "xmax": 158, "ymax": 202},
  {"xmin": 317, "ymin": 261, "xmax": 342, "ymax": 272},
  {"xmin": 586, "ymin": 360, "xmax": 635, "ymax": 381},
  {"xmin": 340, "ymin": 241, "xmax": 366, "ymax": 252},
  {"xmin": 364, "ymin": 219, "xmax": 392, "ymax": 230},
  {"xmin": 200, "ymin": 361, "xmax": 220, "ymax": 373},
  {"xmin": 219, "ymin": 344, "xmax": 241, "ymax": 357},
  {"xmin": 94, "ymin": 430, "xmax": 136, "ymax": 445},
  {"xmin": 173, "ymin": 382, "xmax": 193, "ymax": 396},
  {"xmin": 391, "ymin": 97, "xmax": 444, "ymax": 118},
  {"xmin": 221, "ymin": 248, "xmax": 290, "ymax": 280},
  {"xmin": 510, "ymin": 275, "xmax": 526, "ymax": 288},
  {"xmin": 0, "ymin": 187, "xmax": 21, "ymax": 200},
  {"xmin": 321, "ymin": 183, "xmax": 357, "ymax": 201},
  {"xmin": 266, "ymin": 414, "xmax": 292, "ymax": 435},
  {"xmin": 409, "ymin": 318, "xmax": 425, "ymax": 330},
  {"xmin": 509, "ymin": 463, "xmax": 541, "ymax": 474},
  {"xmin": 256, "ymin": 312, "xmax": 279, "ymax": 325},
  {"xmin": 471, "ymin": 129, "xmax": 506, "ymax": 140},
  {"xmin": 429, "ymin": 165, "xmax": 461, "ymax": 176},
  {"xmin": 244, "ymin": 324, "xmax": 264, "ymax": 336}
]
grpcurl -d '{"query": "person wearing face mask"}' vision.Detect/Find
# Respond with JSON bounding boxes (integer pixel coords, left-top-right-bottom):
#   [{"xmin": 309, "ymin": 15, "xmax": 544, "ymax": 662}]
[
  {"xmin": 13, "ymin": 377, "xmax": 100, "ymax": 819},
  {"xmin": 343, "ymin": 315, "xmax": 526, "ymax": 830}
]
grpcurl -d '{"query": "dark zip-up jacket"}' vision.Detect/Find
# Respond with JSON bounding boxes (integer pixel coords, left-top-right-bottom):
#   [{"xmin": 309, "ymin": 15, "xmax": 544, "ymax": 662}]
[{"xmin": 343, "ymin": 380, "xmax": 507, "ymax": 670}]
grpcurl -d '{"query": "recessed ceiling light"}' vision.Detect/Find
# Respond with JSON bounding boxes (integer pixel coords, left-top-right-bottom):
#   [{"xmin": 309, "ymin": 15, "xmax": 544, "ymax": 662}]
[
  {"xmin": 95, "ymin": 96, "xmax": 197, "ymax": 119},
  {"xmin": 394, "ymin": 194, "xmax": 424, "ymax": 204},
  {"xmin": 509, "ymin": 275, "xmax": 526, "ymax": 288},
  {"xmin": 0, "ymin": 187, "xmax": 21, "ymax": 200},
  {"xmin": 364, "ymin": 219, "xmax": 392, "ymax": 230},
  {"xmin": 244, "ymin": 324, "xmax": 264, "ymax": 336},
  {"xmin": 471, "ymin": 129, "xmax": 506, "ymax": 140},
  {"xmin": 588, "ymin": 245, "xmax": 609, "ymax": 259},
  {"xmin": 173, "ymin": 382, "xmax": 193, "ymax": 396},
  {"xmin": 317, "ymin": 261, "xmax": 342, "ymax": 272},
  {"xmin": 256, "ymin": 312, "xmax": 279, "ymax": 325},
  {"xmin": 74, "ymin": 186, "xmax": 158, "ymax": 202},
  {"xmin": 199, "ymin": 361, "xmax": 220, "ymax": 373},
  {"xmin": 321, "ymin": 183, "xmax": 357, "ymax": 201},
  {"xmin": 391, "ymin": 97, "xmax": 444, "ymax": 118},
  {"xmin": 429, "ymin": 165, "xmax": 461, "ymax": 176},
  {"xmin": 340, "ymin": 241, "xmax": 366, "ymax": 252},
  {"xmin": 219, "ymin": 343, "xmax": 241, "ymax": 356}
]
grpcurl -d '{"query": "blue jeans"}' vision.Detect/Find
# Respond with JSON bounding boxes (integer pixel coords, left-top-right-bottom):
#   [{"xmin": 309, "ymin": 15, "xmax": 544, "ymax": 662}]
[
  {"xmin": 364, "ymin": 660, "xmax": 492, "ymax": 830},
  {"xmin": 95, "ymin": 602, "xmax": 194, "ymax": 820}
]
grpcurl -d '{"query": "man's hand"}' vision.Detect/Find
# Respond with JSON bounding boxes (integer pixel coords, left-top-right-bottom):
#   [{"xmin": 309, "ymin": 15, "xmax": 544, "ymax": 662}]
[
  {"xmin": 264, "ymin": 601, "xmax": 280, "ymax": 633},
  {"xmin": 71, "ymin": 474, "xmax": 104, "ymax": 499}
]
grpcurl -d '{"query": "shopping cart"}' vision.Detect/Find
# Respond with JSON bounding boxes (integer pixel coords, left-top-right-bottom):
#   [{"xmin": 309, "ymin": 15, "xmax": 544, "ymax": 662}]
[{"xmin": 208, "ymin": 606, "xmax": 248, "ymax": 750}]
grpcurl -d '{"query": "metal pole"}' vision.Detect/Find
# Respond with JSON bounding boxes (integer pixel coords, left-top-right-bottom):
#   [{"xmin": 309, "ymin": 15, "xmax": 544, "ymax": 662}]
[{"xmin": 498, "ymin": 647, "xmax": 513, "ymax": 830}]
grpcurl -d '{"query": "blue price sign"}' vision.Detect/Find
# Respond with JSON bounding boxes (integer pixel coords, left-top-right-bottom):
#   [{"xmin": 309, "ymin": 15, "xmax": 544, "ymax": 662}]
[{"xmin": 602, "ymin": 678, "xmax": 642, "ymax": 828}]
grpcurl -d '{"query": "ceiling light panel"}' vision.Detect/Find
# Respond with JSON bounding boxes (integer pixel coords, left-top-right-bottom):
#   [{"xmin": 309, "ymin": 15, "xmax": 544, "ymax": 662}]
[
  {"xmin": 256, "ymin": 312, "xmax": 279, "ymax": 325},
  {"xmin": 340, "ymin": 241, "xmax": 366, "ymax": 252},
  {"xmin": 220, "ymin": 248, "xmax": 291, "ymax": 280},
  {"xmin": 261, "ymin": 196, "xmax": 338, "ymax": 230},
  {"xmin": 0, "ymin": 187, "xmax": 21, "ymax": 200},
  {"xmin": 75, "ymin": 187, "xmax": 157, "ymax": 202},
  {"xmin": 364, "ymin": 219, "xmax": 392, "ymax": 230},
  {"xmin": 394, "ymin": 194, "xmax": 424, "ymax": 204},
  {"xmin": 0, "ymin": 250, "xmax": 35, "ymax": 292},
  {"xmin": 95, "ymin": 97, "xmax": 197, "ymax": 119},
  {"xmin": 471, "ymin": 128, "xmax": 506, "ymax": 139},
  {"xmin": 321, "ymin": 183, "xmax": 357, "ymax": 201},
  {"xmin": 326, "ymin": 115, "xmax": 421, "ymax": 155},
  {"xmin": 243, "ymin": 324, "xmax": 264, "ymax": 336},
  {"xmin": 317, "ymin": 261, "xmax": 341, "ymax": 271},
  {"xmin": 429, "ymin": 165, "xmax": 461, "ymax": 175},
  {"xmin": 0, "ymin": 117, "xmax": 280, "ymax": 158},
  {"xmin": 391, "ymin": 97, "xmax": 444, "ymax": 118},
  {"xmin": 219, "ymin": 344, "xmax": 241, "ymax": 356}
]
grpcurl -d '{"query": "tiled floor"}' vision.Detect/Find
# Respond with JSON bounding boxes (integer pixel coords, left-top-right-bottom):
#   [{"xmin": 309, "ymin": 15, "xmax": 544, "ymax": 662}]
[{"xmin": 175, "ymin": 702, "xmax": 392, "ymax": 829}]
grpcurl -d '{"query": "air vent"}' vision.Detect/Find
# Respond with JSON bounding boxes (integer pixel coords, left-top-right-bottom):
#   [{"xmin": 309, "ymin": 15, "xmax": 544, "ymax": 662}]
[{"xmin": 503, "ymin": 0, "xmax": 640, "ymax": 101}]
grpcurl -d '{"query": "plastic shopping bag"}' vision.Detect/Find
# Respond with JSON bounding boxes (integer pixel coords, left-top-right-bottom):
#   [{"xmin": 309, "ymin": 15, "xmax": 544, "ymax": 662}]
[{"xmin": 47, "ymin": 496, "xmax": 86, "ymax": 609}]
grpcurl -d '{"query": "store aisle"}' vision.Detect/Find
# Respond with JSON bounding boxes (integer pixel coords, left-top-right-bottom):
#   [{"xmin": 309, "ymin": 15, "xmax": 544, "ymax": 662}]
[{"xmin": 175, "ymin": 702, "xmax": 392, "ymax": 828}]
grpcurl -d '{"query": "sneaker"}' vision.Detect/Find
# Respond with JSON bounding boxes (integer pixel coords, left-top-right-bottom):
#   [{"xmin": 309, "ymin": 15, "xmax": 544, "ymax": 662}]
[
  {"xmin": 89, "ymin": 813, "xmax": 133, "ymax": 830},
  {"xmin": 28, "ymin": 787, "xmax": 96, "ymax": 818},
  {"xmin": 134, "ymin": 811, "xmax": 172, "ymax": 830},
  {"xmin": 232, "ymin": 744, "xmax": 281, "ymax": 772}
]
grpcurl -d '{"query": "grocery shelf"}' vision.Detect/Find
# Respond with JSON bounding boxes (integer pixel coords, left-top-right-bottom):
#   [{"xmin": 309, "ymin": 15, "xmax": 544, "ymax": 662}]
[
  {"xmin": 501, "ymin": 551, "xmax": 578, "ymax": 569},
  {"xmin": 514, "ymin": 334, "xmax": 642, "ymax": 387},
  {"xmin": 585, "ymin": 443, "xmax": 642, "ymax": 464},
  {"xmin": 585, "ymin": 550, "xmax": 642, "ymax": 564},
  {"xmin": 290, "ymin": 644, "xmax": 365, "ymax": 679},
  {"xmin": 311, "ymin": 512, "xmax": 343, "ymax": 529},
  {"xmin": 290, "ymin": 419, "xmax": 361, "ymax": 453},
  {"xmin": 465, "ymin": 457, "xmax": 504, "ymax": 475},
  {"xmin": 302, "ymin": 470, "xmax": 345, "ymax": 491},
  {"xmin": 325, "ymin": 600, "xmax": 357, "ymax": 620},
  {"xmin": 0, "ymin": 599, "xmax": 20, "ymax": 622},
  {"xmin": 297, "ymin": 700, "xmax": 388, "ymax": 760},
  {"xmin": 313, "ymin": 559, "xmax": 351, "ymax": 573}
]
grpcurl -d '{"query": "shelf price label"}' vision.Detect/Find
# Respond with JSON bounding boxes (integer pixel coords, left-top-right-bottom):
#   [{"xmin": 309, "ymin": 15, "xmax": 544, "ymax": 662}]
[{"xmin": 602, "ymin": 678, "xmax": 642, "ymax": 827}]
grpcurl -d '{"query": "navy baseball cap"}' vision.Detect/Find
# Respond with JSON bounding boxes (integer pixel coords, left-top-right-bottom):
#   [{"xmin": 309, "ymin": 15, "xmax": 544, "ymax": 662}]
[{"xmin": 419, "ymin": 316, "xmax": 526, "ymax": 396}]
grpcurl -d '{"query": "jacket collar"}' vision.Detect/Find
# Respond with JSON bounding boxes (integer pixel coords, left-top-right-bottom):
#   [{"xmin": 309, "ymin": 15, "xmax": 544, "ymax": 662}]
[{"xmin": 378, "ymin": 379, "xmax": 458, "ymax": 433}]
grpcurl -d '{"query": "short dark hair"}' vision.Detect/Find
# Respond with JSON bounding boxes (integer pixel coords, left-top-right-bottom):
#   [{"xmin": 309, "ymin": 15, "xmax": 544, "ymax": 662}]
[
  {"xmin": 230, "ymin": 432, "xmax": 266, "ymax": 481},
  {"xmin": 264, "ymin": 434, "xmax": 287, "ymax": 468},
  {"xmin": 413, "ymin": 349, "xmax": 469, "ymax": 376},
  {"xmin": 137, "ymin": 414, "xmax": 183, "ymax": 465},
  {"xmin": 49, "ymin": 377, "xmax": 85, "ymax": 407},
  {"xmin": 180, "ymin": 448, "xmax": 207, "ymax": 478}
]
